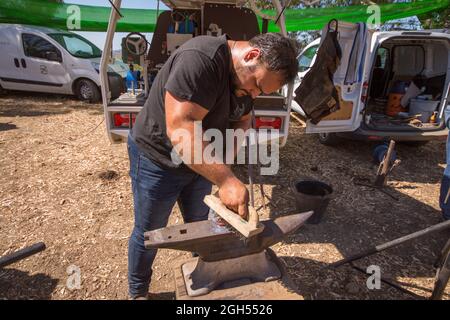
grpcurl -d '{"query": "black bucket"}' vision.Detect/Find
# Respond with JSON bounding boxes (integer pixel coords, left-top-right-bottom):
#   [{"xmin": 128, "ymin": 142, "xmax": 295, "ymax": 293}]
[{"xmin": 291, "ymin": 178, "xmax": 333, "ymax": 224}]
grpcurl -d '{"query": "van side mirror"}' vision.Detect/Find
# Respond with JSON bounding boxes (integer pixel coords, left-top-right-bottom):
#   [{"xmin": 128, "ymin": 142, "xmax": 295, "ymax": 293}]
[{"xmin": 45, "ymin": 51, "xmax": 62, "ymax": 62}]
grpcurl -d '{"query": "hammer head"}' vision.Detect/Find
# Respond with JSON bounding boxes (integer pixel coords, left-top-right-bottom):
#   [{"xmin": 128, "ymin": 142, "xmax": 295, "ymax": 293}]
[{"xmin": 144, "ymin": 211, "xmax": 313, "ymax": 262}]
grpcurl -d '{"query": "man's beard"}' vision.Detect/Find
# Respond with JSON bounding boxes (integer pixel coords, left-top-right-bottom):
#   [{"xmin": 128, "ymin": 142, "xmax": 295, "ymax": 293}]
[
  {"xmin": 229, "ymin": 64, "xmax": 243, "ymax": 96},
  {"xmin": 230, "ymin": 62, "xmax": 258, "ymax": 97},
  {"xmin": 229, "ymin": 65, "xmax": 255, "ymax": 121}
]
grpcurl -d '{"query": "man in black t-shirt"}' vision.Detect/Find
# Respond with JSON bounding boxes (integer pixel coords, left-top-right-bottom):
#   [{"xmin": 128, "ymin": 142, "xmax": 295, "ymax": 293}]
[{"xmin": 127, "ymin": 33, "xmax": 298, "ymax": 299}]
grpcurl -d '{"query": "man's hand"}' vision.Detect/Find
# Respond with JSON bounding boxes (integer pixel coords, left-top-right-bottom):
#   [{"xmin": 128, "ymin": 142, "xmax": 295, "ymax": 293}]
[{"xmin": 218, "ymin": 177, "xmax": 249, "ymax": 220}]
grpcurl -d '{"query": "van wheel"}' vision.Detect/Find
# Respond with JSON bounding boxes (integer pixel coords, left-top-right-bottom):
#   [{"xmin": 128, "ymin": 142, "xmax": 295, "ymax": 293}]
[
  {"xmin": 318, "ymin": 132, "xmax": 338, "ymax": 146},
  {"xmin": 75, "ymin": 79, "xmax": 101, "ymax": 103}
]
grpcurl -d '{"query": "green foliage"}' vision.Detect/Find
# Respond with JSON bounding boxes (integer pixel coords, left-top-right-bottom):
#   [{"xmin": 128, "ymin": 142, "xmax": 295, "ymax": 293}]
[
  {"xmin": 418, "ymin": 8, "xmax": 450, "ymax": 28},
  {"xmin": 253, "ymin": 0, "xmax": 444, "ymax": 48}
]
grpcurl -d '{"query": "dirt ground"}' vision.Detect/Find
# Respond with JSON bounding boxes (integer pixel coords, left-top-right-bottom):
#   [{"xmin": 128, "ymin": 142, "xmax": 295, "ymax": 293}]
[{"xmin": 0, "ymin": 91, "xmax": 449, "ymax": 300}]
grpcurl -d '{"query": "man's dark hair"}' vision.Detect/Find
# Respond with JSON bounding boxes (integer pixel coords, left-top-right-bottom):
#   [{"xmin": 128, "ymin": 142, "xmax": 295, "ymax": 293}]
[{"xmin": 249, "ymin": 33, "xmax": 299, "ymax": 84}]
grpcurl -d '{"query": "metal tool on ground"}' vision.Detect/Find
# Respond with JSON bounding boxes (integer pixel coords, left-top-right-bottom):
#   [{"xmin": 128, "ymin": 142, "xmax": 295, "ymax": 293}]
[
  {"xmin": 329, "ymin": 219, "xmax": 450, "ymax": 268},
  {"xmin": 374, "ymin": 140, "xmax": 400, "ymax": 187},
  {"xmin": 204, "ymin": 194, "xmax": 264, "ymax": 238},
  {"xmin": 144, "ymin": 211, "xmax": 313, "ymax": 298},
  {"xmin": 349, "ymin": 263, "xmax": 423, "ymax": 299},
  {"xmin": 0, "ymin": 242, "xmax": 46, "ymax": 269},
  {"xmin": 329, "ymin": 220, "xmax": 450, "ymax": 299},
  {"xmin": 355, "ymin": 139, "xmax": 400, "ymax": 200},
  {"xmin": 431, "ymin": 237, "xmax": 450, "ymax": 300}
]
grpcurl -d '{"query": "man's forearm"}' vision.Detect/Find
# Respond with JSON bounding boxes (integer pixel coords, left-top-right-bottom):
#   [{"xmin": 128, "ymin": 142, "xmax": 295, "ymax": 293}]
[{"xmin": 170, "ymin": 120, "xmax": 236, "ymax": 187}]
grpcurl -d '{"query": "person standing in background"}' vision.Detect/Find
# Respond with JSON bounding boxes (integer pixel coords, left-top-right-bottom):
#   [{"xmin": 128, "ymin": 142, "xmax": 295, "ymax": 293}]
[{"xmin": 439, "ymin": 106, "xmax": 450, "ymax": 221}]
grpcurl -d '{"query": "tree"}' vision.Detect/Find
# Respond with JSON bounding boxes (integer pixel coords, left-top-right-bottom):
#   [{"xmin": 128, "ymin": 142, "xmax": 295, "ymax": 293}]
[{"xmin": 418, "ymin": 9, "xmax": 449, "ymax": 29}]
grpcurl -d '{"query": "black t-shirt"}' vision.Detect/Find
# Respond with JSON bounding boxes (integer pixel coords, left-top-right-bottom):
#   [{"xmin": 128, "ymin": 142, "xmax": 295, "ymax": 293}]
[{"xmin": 132, "ymin": 35, "xmax": 238, "ymax": 172}]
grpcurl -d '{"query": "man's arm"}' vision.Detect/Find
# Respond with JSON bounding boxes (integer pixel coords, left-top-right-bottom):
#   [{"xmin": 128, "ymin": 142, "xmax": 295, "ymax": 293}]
[{"xmin": 165, "ymin": 91, "xmax": 249, "ymax": 219}]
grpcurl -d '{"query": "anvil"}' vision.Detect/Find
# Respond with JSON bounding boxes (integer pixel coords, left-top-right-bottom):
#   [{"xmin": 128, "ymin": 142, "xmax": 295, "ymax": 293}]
[
  {"xmin": 144, "ymin": 211, "xmax": 313, "ymax": 262},
  {"xmin": 144, "ymin": 211, "xmax": 313, "ymax": 297}
]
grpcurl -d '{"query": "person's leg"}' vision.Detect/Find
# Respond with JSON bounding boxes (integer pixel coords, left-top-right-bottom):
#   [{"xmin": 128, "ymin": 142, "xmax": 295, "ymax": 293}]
[
  {"xmin": 178, "ymin": 174, "xmax": 213, "ymax": 223},
  {"xmin": 440, "ymin": 134, "xmax": 450, "ymax": 221},
  {"xmin": 439, "ymin": 176, "xmax": 450, "ymax": 220},
  {"xmin": 127, "ymin": 136, "xmax": 181, "ymax": 298}
]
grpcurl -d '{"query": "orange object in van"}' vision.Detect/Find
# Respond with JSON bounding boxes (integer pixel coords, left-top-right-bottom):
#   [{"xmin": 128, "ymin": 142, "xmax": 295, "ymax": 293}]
[
  {"xmin": 385, "ymin": 81, "xmax": 409, "ymax": 116},
  {"xmin": 385, "ymin": 93, "xmax": 406, "ymax": 116}
]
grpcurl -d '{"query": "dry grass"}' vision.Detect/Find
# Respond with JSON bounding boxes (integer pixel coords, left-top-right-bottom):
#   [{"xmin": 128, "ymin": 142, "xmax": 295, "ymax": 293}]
[{"xmin": 0, "ymin": 91, "xmax": 449, "ymax": 300}]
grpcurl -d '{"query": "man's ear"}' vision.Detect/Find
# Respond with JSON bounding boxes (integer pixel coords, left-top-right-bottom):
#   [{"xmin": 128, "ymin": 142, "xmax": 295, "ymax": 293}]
[{"xmin": 243, "ymin": 48, "xmax": 261, "ymax": 63}]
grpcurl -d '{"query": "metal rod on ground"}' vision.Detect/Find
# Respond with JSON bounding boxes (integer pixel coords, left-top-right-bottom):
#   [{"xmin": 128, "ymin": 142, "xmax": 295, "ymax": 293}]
[
  {"xmin": 0, "ymin": 242, "xmax": 46, "ymax": 269},
  {"xmin": 430, "ymin": 237, "xmax": 450, "ymax": 300},
  {"xmin": 329, "ymin": 220, "xmax": 450, "ymax": 268},
  {"xmin": 349, "ymin": 263, "xmax": 422, "ymax": 299}
]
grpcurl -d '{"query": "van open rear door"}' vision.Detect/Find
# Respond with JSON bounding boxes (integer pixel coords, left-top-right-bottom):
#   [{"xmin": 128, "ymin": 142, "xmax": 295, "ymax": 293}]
[{"xmin": 297, "ymin": 21, "xmax": 369, "ymax": 134}]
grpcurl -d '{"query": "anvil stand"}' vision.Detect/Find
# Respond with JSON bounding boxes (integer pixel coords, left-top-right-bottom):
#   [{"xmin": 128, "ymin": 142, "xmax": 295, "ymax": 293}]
[
  {"xmin": 144, "ymin": 212, "xmax": 312, "ymax": 299},
  {"xmin": 174, "ymin": 249, "xmax": 300, "ymax": 299}
]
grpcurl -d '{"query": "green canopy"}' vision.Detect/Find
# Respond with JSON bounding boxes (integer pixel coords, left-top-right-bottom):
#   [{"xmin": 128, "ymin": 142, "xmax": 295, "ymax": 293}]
[
  {"xmin": 266, "ymin": 0, "xmax": 450, "ymax": 32},
  {"xmin": 0, "ymin": 0, "xmax": 448, "ymax": 32}
]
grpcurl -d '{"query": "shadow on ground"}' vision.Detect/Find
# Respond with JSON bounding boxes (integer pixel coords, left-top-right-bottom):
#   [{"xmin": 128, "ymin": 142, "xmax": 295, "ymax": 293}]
[
  {"xmin": 0, "ymin": 122, "xmax": 17, "ymax": 132},
  {"xmin": 0, "ymin": 92, "xmax": 103, "ymax": 117},
  {"xmin": 278, "ymin": 255, "xmax": 450, "ymax": 300},
  {"xmin": 149, "ymin": 291, "xmax": 176, "ymax": 300},
  {"xmin": 0, "ymin": 268, "xmax": 59, "ymax": 300}
]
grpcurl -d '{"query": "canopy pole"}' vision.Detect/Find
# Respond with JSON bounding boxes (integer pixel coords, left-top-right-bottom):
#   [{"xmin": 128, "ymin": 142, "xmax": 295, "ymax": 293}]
[{"xmin": 156, "ymin": 0, "xmax": 160, "ymax": 18}]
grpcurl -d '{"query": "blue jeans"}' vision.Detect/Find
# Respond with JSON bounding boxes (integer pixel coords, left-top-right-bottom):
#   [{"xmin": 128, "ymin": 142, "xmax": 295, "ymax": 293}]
[
  {"xmin": 439, "ymin": 108, "xmax": 450, "ymax": 220},
  {"xmin": 440, "ymin": 133, "xmax": 450, "ymax": 221},
  {"xmin": 127, "ymin": 135, "xmax": 212, "ymax": 297}
]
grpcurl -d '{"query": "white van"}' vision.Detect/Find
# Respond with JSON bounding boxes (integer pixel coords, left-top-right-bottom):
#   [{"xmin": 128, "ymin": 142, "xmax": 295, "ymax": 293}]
[
  {"xmin": 293, "ymin": 22, "xmax": 450, "ymax": 145},
  {"xmin": 100, "ymin": 0, "xmax": 295, "ymax": 145},
  {"xmin": 0, "ymin": 24, "xmax": 127, "ymax": 102}
]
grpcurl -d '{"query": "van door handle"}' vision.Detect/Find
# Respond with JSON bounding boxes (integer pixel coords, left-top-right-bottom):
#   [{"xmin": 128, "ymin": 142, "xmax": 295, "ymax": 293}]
[
  {"xmin": 21, "ymin": 59, "xmax": 27, "ymax": 69},
  {"xmin": 14, "ymin": 58, "xmax": 20, "ymax": 68}
]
